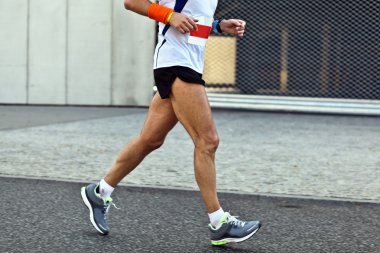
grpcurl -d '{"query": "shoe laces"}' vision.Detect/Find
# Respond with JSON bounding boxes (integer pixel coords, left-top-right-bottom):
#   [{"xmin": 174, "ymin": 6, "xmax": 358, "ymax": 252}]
[
  {"xmin": 226, "ymin": 214, "xmax": 246, "ymax": 227},
  {"xmin": 102, "ymin": 199, "xmax": 119, "ymax": 217}
]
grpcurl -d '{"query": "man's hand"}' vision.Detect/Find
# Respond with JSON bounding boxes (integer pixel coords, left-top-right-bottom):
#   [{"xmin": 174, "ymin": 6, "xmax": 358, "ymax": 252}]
[
  {"xmin": 219, "ymin": 19, "xmax": 246, "ymax": 38},
  {"xmin": 169, "ymin": 13, "xmax": 198, "ymax": 34}
]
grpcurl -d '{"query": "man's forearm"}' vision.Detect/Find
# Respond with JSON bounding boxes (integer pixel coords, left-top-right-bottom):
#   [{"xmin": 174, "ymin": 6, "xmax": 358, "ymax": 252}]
[
  {"xmin": 124, "ymin": 0, "xmax": 151, "ymax": 16},
  {"xmin": 124, "ymin": 0, "xmax": 175, "ymax": 25}
]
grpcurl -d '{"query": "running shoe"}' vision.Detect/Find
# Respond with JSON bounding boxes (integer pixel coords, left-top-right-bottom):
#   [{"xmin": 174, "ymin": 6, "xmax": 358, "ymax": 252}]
[
  {"xmin": 81, "ymin": 183, "xmax": 115, "ymax": 235},
  {"xmin": 209, "ymin": 212, "xmax": 261, "ymax": 245}
]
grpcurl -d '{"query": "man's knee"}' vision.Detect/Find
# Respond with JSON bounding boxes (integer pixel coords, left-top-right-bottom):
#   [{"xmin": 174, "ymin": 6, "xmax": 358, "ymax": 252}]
[
  {"xmin": 139, "ymin": 135, "xmax": 165, "ymax": 152},
  {"xmin": 195, "ymin": 134, "xmax": 220, "ymax": 154}
]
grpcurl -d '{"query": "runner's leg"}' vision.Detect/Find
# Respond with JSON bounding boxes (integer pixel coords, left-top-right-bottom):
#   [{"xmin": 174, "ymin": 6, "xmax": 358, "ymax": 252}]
[
  {"xmin": 104, "ymin": 93, "xmax": 178, "ymax": 187},
  {"xmin": 170, "ymin": 78, "xmax": 221, "ymax": 213}
]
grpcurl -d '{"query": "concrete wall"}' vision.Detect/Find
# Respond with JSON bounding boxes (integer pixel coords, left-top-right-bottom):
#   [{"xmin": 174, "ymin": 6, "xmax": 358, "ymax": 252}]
[{"xmin": 0, "ymin": 0, "xmax": 155, "ymax": 106}]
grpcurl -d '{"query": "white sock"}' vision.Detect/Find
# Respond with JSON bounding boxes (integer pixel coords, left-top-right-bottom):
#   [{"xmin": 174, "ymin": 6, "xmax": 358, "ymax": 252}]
[
  {"xmin": 208, "ymin": 208, "xmax": 225, "ymax": 228},
  {"xmin": 99, "ymin": 179, "xmax": 115, "ymax": 199}
]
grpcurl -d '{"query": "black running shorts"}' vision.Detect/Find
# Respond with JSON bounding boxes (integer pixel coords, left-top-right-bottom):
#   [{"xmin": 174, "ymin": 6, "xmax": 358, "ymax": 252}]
[{"xmin": 154, "ymin": 66, "xmax": 206, "ymax": 99}]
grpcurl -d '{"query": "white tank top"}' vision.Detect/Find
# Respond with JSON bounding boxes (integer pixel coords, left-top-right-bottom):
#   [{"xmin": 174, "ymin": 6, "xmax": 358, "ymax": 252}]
[{"xmin": 153, "ymin": 0, "xmax": 218, "ymax": 74}]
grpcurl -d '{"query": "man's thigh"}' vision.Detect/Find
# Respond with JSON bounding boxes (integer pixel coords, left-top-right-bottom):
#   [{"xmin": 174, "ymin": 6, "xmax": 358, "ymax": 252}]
[
  {"xmin": 140, "ymin": 93, "xmax": 178, "ymax": 142},
  {"xmin": 170, "ymin": 78, "xmax": 218, "ymax": 142}
]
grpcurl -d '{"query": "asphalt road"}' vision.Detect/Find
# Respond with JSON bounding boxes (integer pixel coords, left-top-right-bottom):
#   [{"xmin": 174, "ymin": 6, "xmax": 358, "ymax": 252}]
[{"xmin": 1, "ymin": 177, "xmax": 379, "ymax": 253}]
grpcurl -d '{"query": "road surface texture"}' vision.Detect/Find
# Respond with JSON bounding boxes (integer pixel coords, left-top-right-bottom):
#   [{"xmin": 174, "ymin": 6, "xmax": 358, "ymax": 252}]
[
  {"xmin": 0, "ymin": 105, "xmax": 379, "ymax": 201},
  {"xmin": 0, "ymin": 105, "xmax": 379, "ymax": 252},
  {"xmin": 1, "ymin": 177, "xmax": 379, "ymax": 253}
]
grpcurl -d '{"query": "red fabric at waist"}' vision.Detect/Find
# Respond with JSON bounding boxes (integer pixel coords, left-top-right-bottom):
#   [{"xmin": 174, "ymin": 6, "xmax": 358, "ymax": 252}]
[{"xmin": 190, "ymin": 24, "xmax": 212, "ymax": 39}]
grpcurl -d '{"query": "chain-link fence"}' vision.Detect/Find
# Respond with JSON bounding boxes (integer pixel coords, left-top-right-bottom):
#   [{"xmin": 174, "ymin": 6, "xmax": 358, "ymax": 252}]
[{"xmin": 204, "ymin": 0, "xmax": 380, "ymax": 100}]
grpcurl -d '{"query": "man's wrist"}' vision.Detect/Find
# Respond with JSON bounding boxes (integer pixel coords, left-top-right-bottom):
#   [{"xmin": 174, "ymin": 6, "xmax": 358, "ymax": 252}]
[
  {"xmin": 218, "ymin": 19, "xmax": 226, "ymax": 33},
  {"xmin": 213, "ymin": 19, "xmax": 224, "ymax": 34},
  {"xmin": 148, "ymin": 3, "xmax": 174, "ymax": 24},
  {"xmin": 166, "ymin": 11, "xmax": 174, "ymax": 24}
]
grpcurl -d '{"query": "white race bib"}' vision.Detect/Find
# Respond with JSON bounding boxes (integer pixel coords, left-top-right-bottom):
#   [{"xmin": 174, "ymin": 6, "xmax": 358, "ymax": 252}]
[{"xmin": 187, "ymin": 17, "xmax": 213, "ymax": 46}]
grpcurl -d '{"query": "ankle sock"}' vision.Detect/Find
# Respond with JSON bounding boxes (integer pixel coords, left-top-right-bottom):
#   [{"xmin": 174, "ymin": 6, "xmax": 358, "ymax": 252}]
[
  {"xmin": 99, "ymin": 179, "xmax": 115, "ymax": 199},
  {"xmin": 208, "ymin": 208, "xmax": 225, "ymax": 228}
]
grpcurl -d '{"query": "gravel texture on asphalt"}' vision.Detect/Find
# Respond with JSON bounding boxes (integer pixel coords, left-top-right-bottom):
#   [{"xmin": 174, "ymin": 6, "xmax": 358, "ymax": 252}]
[{"xmin": 1, "ymin": 177, "xmax": 379, "ymax": 253}]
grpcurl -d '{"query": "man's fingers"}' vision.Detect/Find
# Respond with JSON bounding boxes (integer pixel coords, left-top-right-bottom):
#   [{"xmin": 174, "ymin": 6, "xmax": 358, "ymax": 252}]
[
  {"xmin": 230, "ymin": 19, "xmax": 246, "ymax": 30},
  {"xmin": 184, "ymin": 20, "xmax": 195, "ymax": 31},
  {"xmin": 240, "ymin": 21, "xmax": 246, "ymax": 30},
  {"xmin": 187, "ymin": 17, "xmax": 199, "ymax": 26},
  {"xmin": 236, "ymin": 28, "xmax": 245, "ymax": 38},
  {"xmin": 230, "ymin": 19, "xmax": 242, "ymax": 27},
  {"xmin": 187, "ymin": 17, "xmax": 198, "ymax": 31},
  {"xmin": 181, "ymin": 24, "xmax": 190, "ymax": 33}
]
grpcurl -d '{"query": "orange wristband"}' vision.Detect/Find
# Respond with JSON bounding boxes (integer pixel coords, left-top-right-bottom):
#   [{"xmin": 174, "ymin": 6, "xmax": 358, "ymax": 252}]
[{"xmin": 148, "ymin": 3, "xmax": 174, "ymax": 24}]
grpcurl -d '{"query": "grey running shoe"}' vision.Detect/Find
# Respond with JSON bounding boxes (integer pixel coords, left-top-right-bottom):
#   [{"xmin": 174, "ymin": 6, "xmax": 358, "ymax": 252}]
[
  {"xmin": 209, "ymin": 212, "xmax": 261, "ymax": 245},
  {"xmin": 81, "ymin": 183, "xmax": 115, "ymax": 235}
]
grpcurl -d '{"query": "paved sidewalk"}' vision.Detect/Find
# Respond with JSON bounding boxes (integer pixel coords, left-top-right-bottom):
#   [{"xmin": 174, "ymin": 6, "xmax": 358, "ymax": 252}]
[
  {"xmin": 0, "ymin": 105, "xmax": 379, "ymax": 201},
  {"xmin": 1, "ymin": 177, "xmax": 379, "ymax": 253}
]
